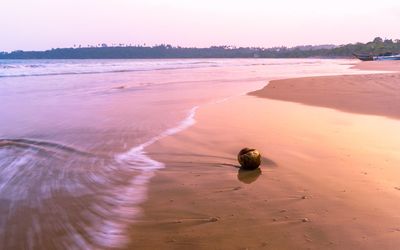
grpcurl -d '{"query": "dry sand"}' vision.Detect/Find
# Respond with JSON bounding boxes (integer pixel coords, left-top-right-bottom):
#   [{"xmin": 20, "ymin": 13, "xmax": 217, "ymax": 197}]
[{"xmin": 128, "ymin": 61, "xmax": 400, "ymax": 249}]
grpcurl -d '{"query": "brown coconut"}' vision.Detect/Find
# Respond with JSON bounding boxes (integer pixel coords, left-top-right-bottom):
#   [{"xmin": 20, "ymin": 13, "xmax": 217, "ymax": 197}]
[{"xmin": 237, "ymin": 148, "xmax": 261, "ymax": 170}]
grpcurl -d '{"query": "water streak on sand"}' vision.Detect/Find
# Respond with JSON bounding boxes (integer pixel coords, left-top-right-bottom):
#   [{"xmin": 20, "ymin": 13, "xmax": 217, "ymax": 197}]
[{"xmin": 95, "ymin": 106, "xmax": 198, "ymax": 248}]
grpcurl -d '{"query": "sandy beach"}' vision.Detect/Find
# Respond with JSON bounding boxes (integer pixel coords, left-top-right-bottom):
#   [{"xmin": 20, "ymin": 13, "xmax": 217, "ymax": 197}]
[
  {"xmin": 2, "ymin": 0, "xmax": 400, "ymax": 248},
  {"xmin": 129, "ymin": 61, "xmax": 400, "ymax": 249}
]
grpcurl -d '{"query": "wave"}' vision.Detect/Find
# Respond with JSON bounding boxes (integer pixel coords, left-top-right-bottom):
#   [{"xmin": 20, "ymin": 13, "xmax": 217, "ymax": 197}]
[
  {"xmin": 0, "ymin": 106, "xmax": 198, "ymax": 249},
  {"xmin": 0, "ymin": 58, "xmax": 326, "ymax": 78},
  {"xmin": 0, "ymin": 138, "xmax": 99, "ymax": 157},
  {"xmin": 0, "ymin": 60, "xmax": 221, "ymax": 78}
]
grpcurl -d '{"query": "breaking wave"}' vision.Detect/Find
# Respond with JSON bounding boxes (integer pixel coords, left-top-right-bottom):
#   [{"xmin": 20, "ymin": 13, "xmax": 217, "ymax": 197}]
[{"xmin": 0, "ymin": 106, "xmax": 198, "ymax": 249}]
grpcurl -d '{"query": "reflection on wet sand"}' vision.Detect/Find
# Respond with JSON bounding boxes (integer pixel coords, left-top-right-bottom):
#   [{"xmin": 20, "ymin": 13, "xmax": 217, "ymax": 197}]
[{"xmin": 237, "ymin": 168, "xmax": 262, "ymax": 184}]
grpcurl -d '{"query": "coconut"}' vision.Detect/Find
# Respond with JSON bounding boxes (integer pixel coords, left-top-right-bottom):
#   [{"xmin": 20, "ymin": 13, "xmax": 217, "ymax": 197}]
[{"xmin": 237, "ymin": 148, "xmax": 261, "ymax": 170}]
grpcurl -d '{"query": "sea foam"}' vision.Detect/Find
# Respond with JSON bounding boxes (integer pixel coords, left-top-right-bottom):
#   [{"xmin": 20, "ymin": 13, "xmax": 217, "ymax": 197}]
[{"xmin": 91, "ymin": 106, "xmax": 198, "ymax": 248}]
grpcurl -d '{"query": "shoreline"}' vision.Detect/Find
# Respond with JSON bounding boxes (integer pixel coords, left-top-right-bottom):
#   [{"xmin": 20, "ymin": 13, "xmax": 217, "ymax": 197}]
[{"xmin": 128, "ymin": 61, "xmax": 400, "ymax": 249}]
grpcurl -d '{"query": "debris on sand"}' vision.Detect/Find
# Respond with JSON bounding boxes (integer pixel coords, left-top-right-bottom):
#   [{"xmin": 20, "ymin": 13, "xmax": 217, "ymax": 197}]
[{"xmin": 237, "ymin": 148, "xmax": 261, "ymax": 170}]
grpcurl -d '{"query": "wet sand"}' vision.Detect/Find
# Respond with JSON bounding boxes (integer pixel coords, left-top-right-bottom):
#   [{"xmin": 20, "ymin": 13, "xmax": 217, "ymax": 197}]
[{"xmin": 129, "ymin": 62, "xmax": 400, "ymax": 249}]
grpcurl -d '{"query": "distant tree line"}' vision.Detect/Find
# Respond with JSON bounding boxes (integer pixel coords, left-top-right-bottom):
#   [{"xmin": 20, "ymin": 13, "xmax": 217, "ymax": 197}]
[{"xmin": 1, "ymin": 37, "xmax": 399, "ymax": 59}]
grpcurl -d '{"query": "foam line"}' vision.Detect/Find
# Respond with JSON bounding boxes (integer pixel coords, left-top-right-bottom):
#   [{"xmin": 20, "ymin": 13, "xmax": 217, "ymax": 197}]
[{"xmin": 92, "ymin": 106, "xmax": 198, "ymax": 248}]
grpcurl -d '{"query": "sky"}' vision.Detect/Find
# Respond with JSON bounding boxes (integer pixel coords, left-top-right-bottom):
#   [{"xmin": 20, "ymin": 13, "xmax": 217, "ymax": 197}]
[{"xmin": 1, "ymin": 0, "xmax": 400, "ymax": 51}]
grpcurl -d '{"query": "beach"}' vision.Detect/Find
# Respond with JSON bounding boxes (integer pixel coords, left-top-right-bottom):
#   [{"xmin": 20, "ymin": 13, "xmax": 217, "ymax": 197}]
[
  {"xmin": 0, "ymin": 59, "xmax": 399, "ymax": 249},
  {"xmin": 2, "ymin": 59, "xmax": 368, "ymax": 249},
  {"xmin": 129, "ymin": 61, "xmax": 400, "ymax": 249}
]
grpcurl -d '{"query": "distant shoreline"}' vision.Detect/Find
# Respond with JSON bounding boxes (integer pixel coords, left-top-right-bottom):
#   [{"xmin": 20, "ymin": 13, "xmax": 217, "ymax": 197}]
[
  {"xmin": 1, "ymin": 38, "xmax": 399, "ymax": 60},
  {"xmin": 0, "ymin": 47, "xmax": 349, "ymax": 60}
]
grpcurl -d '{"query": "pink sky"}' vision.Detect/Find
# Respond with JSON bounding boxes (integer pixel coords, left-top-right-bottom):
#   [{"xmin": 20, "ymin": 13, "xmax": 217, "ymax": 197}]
[{"xmin": 2, "ymin": 0, "xmax": 400, "ymax": 51}]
